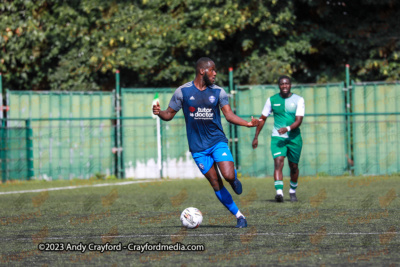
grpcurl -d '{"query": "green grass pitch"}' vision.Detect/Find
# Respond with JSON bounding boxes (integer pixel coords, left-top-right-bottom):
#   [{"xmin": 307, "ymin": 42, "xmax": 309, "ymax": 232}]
[{"xmin": 0, "ymin": 176, "xmax": 399, "ymax": 266}]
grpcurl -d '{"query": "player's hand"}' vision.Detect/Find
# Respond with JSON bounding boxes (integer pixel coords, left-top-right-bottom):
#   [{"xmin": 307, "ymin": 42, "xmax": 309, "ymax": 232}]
[
  {"xmin": 252, "ymin": 137, "xmax": 258, "ymax": 149},
  {"xmin": 247, "ymin": 116, "xmax": 261, "ymax": 127},
  {"xmin": 278, "ymin": 127, "xmax": 288, "ymax": 135},
  {"xmin": 152, "ymin": 102, "xmax": 161, "ymax": 116}
]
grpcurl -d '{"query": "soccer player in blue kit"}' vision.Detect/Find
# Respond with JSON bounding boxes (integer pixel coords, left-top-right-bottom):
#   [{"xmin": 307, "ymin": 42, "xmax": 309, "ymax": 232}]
[{"xmin": 152, "ymin": 57, "xmax": 260, "ymax": 228}]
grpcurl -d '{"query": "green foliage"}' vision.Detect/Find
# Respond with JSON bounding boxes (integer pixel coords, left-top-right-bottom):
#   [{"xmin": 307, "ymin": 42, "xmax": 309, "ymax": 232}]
[
  {"xmin": 89, "ymin": 173, "xmax": 117, "ymax": 180},
  {"xmin": 92, "ymin": 173, "xmax": 106, "ymax": 180},
  {"xmin": 295, "ymin": 0, "xmax": 400, "ymax": 83},
  {"xmin": 0, "ymin": 0, "xmax": 398, "ymax": 91},
  {"xmin": 106, "ymin": 175, "xmax": 118, "ymax": 180}
]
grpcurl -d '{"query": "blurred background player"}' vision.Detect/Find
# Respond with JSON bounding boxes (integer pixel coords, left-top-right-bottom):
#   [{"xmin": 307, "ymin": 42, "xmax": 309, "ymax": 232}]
[
  {"xmin": 252, "ymin": 76, "xmax": 305, "ymax": 202},
  {"xmin": 152, "ymin": 57, "xmax": 260, "ymax": 227}
]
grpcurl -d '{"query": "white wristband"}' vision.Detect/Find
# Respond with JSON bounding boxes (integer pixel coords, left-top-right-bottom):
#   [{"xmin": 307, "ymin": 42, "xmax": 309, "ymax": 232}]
[{"xmin": 286, "ymin": 126, "xmax": 291, "ymax": 132}]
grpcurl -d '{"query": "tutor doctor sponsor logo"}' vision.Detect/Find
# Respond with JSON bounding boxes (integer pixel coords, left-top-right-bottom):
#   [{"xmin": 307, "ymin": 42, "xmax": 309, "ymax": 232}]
[{"xmin": 193, "ymin": 107, "xmax": 214, "ymax": 120}]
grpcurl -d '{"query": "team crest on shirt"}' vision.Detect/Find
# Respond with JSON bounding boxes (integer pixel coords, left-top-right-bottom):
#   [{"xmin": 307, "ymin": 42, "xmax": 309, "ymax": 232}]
[
  {"xmin": 209, "ymin": 96, "xmax": 216, "ymax": 103},
  {"xmin": 199, "ymin": 163, "xmax": 204, "ymax": 170}
]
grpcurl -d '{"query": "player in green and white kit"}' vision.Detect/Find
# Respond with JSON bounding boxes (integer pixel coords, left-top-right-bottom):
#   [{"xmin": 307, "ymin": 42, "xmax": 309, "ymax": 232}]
[{"xmin": 252, "ymin": 76, "xmax": 305, "ymax": 202}]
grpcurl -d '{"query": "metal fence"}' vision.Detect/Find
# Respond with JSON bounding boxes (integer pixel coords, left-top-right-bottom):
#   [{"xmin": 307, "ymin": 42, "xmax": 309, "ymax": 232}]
[
  {"xmin": 1, "ymin": 77, "xmax": 399, "ymax": 181},
  {"xmin": 1, "ymin": 91, "xmax": 115, "ymax": 181},
  {"xmin": 234, "ymin": 83, "xmax": 348, "ymax": 177},
  {"xmin": 352, "ymin": 81, "xmax": 400, "ymax": 175},
  {"xmin": 1, "ymin": 125, "xmax": 30, "ymax": 181},
  {"xmin": 120, "ymin": 88, "xmax": 234, "ymax": 179}
]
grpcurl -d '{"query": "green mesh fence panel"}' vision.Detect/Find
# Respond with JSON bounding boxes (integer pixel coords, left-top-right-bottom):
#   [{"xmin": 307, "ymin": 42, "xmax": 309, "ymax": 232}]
[
  {"xmin": 352, "ymin": 82, "xmax": 400, "ymax": 175},
  {"xmin": 235, "ymin": 83, "xmax": 348, "ymax": 176},
  {"xmin": 7, "ymin": 91, "xmax": 115, "ymax": 180},
  {"xmin": 0, "ymin": 126, "xmax": 28, "ymax": 181},
  {"xmin": 122, "ymin": 88, "xmax": 175, "ymax": 178},
  {"xmin": 121, "ymin": 88, "xmax": 233, "ymax": 178},
  {"xmin": 5, "ymin": 81, "xmax": 399, "ymax": 180}
]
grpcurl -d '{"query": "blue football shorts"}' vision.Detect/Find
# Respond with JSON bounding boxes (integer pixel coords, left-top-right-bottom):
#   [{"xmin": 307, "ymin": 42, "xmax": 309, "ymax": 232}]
[{"xmin": 192, "ymin": 142, "xmax": 234, "ymax": 175}]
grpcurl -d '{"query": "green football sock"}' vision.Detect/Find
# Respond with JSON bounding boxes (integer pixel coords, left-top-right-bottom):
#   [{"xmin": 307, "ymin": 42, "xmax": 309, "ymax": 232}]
[
  {"xmin": 290, "ymin": 181, "xmax": 298, "ymax": 190},
  {"xmin": 274, "ymin": 180, "xmax": 284, "ymax": 190}
]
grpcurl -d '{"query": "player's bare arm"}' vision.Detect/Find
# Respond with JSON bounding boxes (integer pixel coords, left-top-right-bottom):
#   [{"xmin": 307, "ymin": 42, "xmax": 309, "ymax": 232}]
[
  {"xmin": 221, "ymin": 105, "xmax": 260, "ymax": 127},
  {"xmin": 152, "ymin": 102, "xmax": 177, "ymax": 121},
  {"xmin": 277, "ymin": 116, "xmax": 303, "ymax": 135},
  {"xmin": 252, "ymin": 115, "xmax": 268, "ymax": 149}
]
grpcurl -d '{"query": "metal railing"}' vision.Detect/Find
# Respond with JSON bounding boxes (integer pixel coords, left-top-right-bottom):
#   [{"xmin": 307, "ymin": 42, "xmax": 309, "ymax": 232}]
[{"xmin": 1, "ymin": 71, "xmax": 399, "ymax": 180}]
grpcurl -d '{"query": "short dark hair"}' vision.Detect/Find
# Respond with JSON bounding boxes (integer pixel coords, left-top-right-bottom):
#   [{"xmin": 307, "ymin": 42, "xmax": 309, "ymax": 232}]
[
  {"xmin": 196, "ymin": 57, "xmax": 213, "ymax": 74},
  {"xmin": 278, "ymin": 75, "xmax": 291, "ymax": 85}
]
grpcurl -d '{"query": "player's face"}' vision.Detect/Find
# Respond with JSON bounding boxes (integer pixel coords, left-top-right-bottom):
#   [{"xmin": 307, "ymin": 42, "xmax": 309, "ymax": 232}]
[
  {"xmin": 203, "ymin": 62, "xmax": 217, "ymax": 86},
  {"xmin": 279, "ymin": 78, "xmax": 291, "ymax": 96}
]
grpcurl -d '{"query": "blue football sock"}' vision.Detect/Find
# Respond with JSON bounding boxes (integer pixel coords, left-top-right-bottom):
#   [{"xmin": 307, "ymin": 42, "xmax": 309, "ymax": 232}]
[{"xmin": 215, "ymin": 187, "xmax": 239, "ymax": 215}]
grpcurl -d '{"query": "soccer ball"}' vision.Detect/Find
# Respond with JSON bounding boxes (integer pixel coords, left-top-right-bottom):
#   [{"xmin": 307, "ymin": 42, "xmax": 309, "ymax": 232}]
[{"xmin": 180, "ymin": 207, "xmax": 203, "ymax": 229}]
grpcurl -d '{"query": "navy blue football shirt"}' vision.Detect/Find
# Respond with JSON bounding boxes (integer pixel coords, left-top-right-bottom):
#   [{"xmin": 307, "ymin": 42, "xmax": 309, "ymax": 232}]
[{"xmin": 168, "ymin": 81, "xmax": 229, "ymax": 153}]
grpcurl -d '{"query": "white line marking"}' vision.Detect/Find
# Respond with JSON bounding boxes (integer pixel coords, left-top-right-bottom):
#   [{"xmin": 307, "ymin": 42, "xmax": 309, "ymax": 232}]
[
  {"xmin": 1, "ymin": 232, "xmax": 390, "ymax": 242},
  {"xmin": 91, "ymin": 232, "xmax": 395, "ymax": 238},
  {"xmin": 0, "ymin": 180, "xmax": 166, "ymax": 195}
]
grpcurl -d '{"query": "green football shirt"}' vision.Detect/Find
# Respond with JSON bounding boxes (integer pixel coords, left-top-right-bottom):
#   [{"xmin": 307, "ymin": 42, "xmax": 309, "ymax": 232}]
[{"xmin": 262, "ymin": 93, "xmax": 305, "ymax": 138}]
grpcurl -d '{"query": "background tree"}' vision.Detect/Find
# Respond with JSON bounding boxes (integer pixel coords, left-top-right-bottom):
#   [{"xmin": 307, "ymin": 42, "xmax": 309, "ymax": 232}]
[
  {"xmin": 295, "ymin": 0, "xmax": 400, "ymax": 83},
  {"xmin": 0, "ymin": 0, "xmax": 398, "ymax": 91}
]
